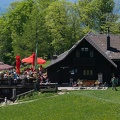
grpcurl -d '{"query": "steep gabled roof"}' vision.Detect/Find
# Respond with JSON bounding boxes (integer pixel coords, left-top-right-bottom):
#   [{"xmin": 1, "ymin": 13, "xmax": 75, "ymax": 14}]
[
  {"xmin": 89, "ymin": 32, "xmax": 120, "ymax": 59},
  {"xmin": 46, "ymin": 32, "xmax": 117, "ymax": 68}
]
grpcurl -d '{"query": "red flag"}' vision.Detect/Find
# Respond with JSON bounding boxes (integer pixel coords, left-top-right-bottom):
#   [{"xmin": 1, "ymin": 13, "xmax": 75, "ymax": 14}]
[{"xmin": 16, "ymin": 55, "xmax": 21, "ymax": 74}]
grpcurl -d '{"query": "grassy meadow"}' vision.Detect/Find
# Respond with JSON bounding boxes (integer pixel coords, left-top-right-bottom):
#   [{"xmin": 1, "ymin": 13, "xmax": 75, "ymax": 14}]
[{"xmin": 0, "ymin": 87, "xmax": 120, "ymax": 120}]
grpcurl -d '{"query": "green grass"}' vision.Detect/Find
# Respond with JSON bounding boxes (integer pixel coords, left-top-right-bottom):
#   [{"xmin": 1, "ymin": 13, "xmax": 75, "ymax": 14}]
[{"xmin": 0, "ymin": 87, "xmax": 120, "ymax": 120}]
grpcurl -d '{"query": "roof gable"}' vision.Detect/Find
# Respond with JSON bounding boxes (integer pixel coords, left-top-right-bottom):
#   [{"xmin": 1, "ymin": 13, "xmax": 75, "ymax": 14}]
[{"xmin": 46, "ymin": 32, "xmax": 117, "ymax": 68}]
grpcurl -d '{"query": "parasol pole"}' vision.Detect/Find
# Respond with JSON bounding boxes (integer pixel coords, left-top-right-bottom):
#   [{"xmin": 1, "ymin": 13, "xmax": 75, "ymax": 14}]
[
  {"xmin": 35, "ymin": 3, "xmax": 38, "ymax": 71},
  {"xmin": 34, "ymin": 18, "xmax": 39, "ymax": 91},
  {"xmin": 35, "ymin": 40, "xmax": 38, "ymax": 70}
]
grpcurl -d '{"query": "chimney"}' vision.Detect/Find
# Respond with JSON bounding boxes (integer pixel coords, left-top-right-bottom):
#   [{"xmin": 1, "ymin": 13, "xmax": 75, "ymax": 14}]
[
  {"xmin": 52, "ymin": 55, "xmax": 57, "ymax": 59},
  {"xmin": 107, "ymin": 27, "xmax": 110, "ymax": 50}
]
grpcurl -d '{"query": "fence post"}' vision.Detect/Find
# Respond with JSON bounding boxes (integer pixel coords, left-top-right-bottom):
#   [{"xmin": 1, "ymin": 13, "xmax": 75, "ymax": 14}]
[{"xmin": 12, "ymin": 88, "xmax": 17, "ymax": 102}]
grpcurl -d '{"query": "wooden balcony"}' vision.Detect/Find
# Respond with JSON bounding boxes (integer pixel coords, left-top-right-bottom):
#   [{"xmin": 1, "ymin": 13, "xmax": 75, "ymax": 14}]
[{"xmin": 73, "ymin": 58, "xmax": 95, "ymax": 66}]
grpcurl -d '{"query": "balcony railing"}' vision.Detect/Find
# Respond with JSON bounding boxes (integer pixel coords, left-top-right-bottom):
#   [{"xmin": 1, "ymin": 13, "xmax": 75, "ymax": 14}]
[{"xmin": 73, "ymin": 58, "xmax": 95, "ymax": 66}]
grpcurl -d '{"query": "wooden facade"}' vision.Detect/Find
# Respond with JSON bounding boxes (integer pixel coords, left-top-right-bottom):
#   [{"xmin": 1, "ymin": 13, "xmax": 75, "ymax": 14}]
[{"xmin": 46, "ymin": 32, "xmax": 120, "ymax": 85}]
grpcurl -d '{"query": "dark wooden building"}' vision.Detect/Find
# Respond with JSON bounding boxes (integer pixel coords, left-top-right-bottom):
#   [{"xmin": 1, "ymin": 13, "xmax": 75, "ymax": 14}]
[{"xmin": 46, "ymin": 31, "xmax": 120, "ymax": 86}]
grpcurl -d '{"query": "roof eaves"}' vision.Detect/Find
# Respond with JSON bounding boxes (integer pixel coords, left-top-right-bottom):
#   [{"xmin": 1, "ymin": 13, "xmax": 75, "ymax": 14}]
[{"xmin": 46, "ymin": 50, "xmax": 69, "ymax": 68}]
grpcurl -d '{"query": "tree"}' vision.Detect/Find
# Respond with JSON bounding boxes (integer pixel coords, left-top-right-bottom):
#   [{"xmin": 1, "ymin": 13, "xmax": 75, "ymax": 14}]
[
  {"xmin": 0, "ymin": 0, "xmax": 34, "ymax": 64},
  {"xmin": 0, "ymin": 16, "xmax": 14, "ymax": 64},
  {"xmin": 45, "ymin": 0, "xmax": 83, "ymax": 54},
  {"xmin": 12, "ymin": 0, "xmax": 56, "ymax": 58},
  {"xmin": 77, "ymin": 0, "xmax": 115, "ymax": 32},
  {"xmin": 0, "ymin": 0, "xmax": 119, "ymax": 64},
  {"xmin": 8, "ymin": 0, "xmax": 34, "ymax": 58}
]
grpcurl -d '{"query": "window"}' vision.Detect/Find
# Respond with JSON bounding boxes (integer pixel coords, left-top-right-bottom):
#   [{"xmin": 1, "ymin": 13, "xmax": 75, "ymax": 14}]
[
  {"xmin": 76, "ymin": 50, "xmax": 80, "ymax": 57},
  {"xmin": 81, "ymin": 48, "xmax": 84, "ymax": 51},
  {"xmin": 83, "ymin": 70, "xmax": 93, "ymax": 76},
  {"xmin": 90, "ymin": 51, "xmax": 94, "ymax": 57},
  {"xmin": 75, "ymin": 69, "xmax": 77, "ymax": 73},
  {"xmin": 87, "ymin": 70, "xmax": 89, "ymax": 75},
  {"xmin": 70, "ymin": 69, "xmax": 74, "ymax": 75},
  {"xmin": 81, "ymin": 47, "xmax": 89, "ymax": 52},
  {"xmin": 80, "ymin": 47, "xmax": 89, "ymax": 58},
  {"xmin": 70, "ymin": 69, "xmax": 78, "ymax": 74},
  {"xmin": 85, "ymin": 48, "xmax": 88, "ymax": 51},
  {"xmin": 83, "ymin": 70, "xmax": 86, "ymax": 75},
  {"xmin": 90, "ymin": 70, "xmax": 93, "ymax": 75},
  {"xmin": 2, "ymin": 89, "xmax": 10, "ymax": 94}
]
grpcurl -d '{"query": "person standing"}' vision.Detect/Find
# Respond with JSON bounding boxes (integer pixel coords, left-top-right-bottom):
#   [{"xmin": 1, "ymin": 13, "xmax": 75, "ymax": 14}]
[
  {"xmin": 111, "ymin": 77, "xmax": 117, "ymax": 91},
  {"xmin": 4, "ymin": 97, "xmax": 7, "ymax": 105}
]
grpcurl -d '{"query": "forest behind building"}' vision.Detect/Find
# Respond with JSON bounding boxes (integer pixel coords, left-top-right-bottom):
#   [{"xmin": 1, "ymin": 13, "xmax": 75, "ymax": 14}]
[{"xmin": 0, "ymin": 0, "xmax": 120, "ymax": 65}]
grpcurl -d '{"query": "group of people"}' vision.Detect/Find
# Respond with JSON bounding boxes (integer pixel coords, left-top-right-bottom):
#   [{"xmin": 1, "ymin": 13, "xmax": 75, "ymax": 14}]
[{"xmin": 0, "ymin": 65, "xmax": 50, "ymax": 84}]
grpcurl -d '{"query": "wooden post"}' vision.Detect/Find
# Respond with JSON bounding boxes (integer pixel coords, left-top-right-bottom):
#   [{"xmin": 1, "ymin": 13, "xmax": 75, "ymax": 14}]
[{"xmin": 12, "ymin": 88, "xmax": 17, "ymax": 102}]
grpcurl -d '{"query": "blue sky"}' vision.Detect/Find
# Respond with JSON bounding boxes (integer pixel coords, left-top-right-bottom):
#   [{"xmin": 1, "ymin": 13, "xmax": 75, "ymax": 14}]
[
  {"xmin": 0, "ymin": 0, "xmax": 21, "ymax": 13},
  {"xmin": 0, "ymin": 0, "xmax": 77, "ymax": 13},
  {"xmin": 0, "ymin": 0, "xmax": 21, "ymax": 7},
  {"xmin": 0, "ymin": 0, "xmax": 119, "ymax": 14}
]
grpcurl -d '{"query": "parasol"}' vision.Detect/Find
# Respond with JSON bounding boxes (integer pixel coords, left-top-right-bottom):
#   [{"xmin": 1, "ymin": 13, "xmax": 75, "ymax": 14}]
[{"xmin": 0, "ymin": 62, "xmax": 14, "ymax": 70}]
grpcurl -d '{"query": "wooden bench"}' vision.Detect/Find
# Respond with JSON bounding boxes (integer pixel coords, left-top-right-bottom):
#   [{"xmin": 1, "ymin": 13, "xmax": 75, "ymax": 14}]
[{"xmin": 39, "ymin": 83, "xmax": 58, "ymax": 92}]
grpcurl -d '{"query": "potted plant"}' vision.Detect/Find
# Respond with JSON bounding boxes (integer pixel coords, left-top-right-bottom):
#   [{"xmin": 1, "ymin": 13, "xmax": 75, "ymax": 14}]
[
  {"xmin": 95, "ymin": 80, "xmax": 100, "ymax": 86},
  {"xmin": 77, "ymin": 79, "xmax": 83, "ymax": 87}
]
